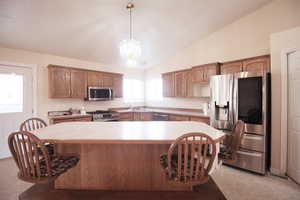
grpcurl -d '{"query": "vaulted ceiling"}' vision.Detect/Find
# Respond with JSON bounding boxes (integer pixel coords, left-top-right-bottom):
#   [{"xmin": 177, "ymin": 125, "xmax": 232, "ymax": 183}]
[{"xmin": 0, "ymin": 0, "xmax": 272, "ymax": 67}]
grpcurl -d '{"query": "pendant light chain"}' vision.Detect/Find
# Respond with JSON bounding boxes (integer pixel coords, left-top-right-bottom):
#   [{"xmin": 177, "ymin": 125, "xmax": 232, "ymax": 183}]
[{"xmin": 130, "ymin": 6, "xmax": 132, "ymax": 40}]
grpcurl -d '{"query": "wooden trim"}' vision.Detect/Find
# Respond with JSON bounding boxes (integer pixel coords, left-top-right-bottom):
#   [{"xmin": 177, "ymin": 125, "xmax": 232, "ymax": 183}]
[
  {"xmin": 48, "ymin": 64, "xmax": 123, "ymax": 76},
  {"xmin": 279, "ymin": 48, "xmax": 300, "ymax": 176},
  {"xmin": 220, "ymin": 55, "xmax": 270, "ymax": 65},
  {"xmin": 191, "ymin": 62, "xmax": 220, "ymax": 69}
]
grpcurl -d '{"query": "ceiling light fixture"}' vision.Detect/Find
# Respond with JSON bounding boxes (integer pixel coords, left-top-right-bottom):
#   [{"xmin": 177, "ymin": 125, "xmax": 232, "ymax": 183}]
[{"xmin": 120, "ymin": 2, "xmax": 141, "ymax": 67}]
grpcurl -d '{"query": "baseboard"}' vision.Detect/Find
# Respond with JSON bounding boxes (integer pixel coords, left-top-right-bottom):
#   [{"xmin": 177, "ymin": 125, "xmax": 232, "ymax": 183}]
[
  {"xmin": 270, "ymin": 168, "xmax": 287, "ymax": 178},
  {"xmin": 0, "ymin": 156, "xmax": 12, "ymax": 161}
]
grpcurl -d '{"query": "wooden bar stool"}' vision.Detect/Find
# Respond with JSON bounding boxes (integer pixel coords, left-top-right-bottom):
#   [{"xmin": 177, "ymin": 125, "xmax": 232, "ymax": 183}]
[
  {"xmin": 20, "ymin": 118, "xmax": 54, "ymax": 156},
  {"xmin": 8, "ymin": 131, "xmax": 79, "ymax": 183},
  {"xmin": 160, "ymin": 133, "xmax": 217, "ymax": 190},
  {"xmin": 218, "ymin": 120, "xmax": 245, "ymax": 163}
]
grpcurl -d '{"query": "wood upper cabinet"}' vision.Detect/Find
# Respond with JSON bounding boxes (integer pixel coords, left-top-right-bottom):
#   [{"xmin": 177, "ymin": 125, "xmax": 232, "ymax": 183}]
[
  {"xmin": 192, "ymin": 63, "xmax": 220, "ymax": 84},
  {"xmin": 220, "ymin": 55, "xmax": 270, "ymax": 74},
  {"xmin": 70, "ymin": 69, "xmax": 87, "ymax": 98},
  {"xmin": 112, "ymin": 74, "xmax": 123, "ymax": 98},
  {"xmin": 49, "ymin": 65, "xmax": 123, "ymax": 98},
  {"xmin": 220, "ymin": 61, "xmax": 243, "ymax": 75},
  {"xmin": 162, "ymin": 72, "xmax": 175, "ymax": 97},
  {"xmin": 102, "ymin": 73, "xmax": 114, "ymax": 87},
  {"xmin": 242, "ymin": 56, "xmax": 270, "ymax": 73},
  {"xmin": 174, "ymin": 70, "xmax": 189, "ymax": 97},
  {"xmin": 48, "ymin": 65, "xmax": 71, "ymax": 98},
  {"xmin": 87, "ymin": 72, "xmax": 123, "ymax": 98},
  {"xmin": 87, "ymin": 71, "xmax": 102, "ymax": 87}
]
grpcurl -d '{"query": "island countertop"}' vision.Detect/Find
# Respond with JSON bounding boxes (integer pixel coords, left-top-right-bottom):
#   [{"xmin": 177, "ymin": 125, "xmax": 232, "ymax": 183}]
[{"xmin": 33, "ymin": 121, "xmax": 224, "ymax": 144}]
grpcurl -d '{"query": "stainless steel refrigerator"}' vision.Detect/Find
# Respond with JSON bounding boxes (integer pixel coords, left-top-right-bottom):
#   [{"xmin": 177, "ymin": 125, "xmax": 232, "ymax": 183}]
[{"xmin": 210, "ymin": 72, "xmax": 271, "ymax": 174}]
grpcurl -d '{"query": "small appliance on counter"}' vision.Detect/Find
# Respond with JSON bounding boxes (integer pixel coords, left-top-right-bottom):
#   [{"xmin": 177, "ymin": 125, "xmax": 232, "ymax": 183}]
[
  {"xmin": 210, "ymin": 72, "xmax": 271, "ymax": 174},
  {"xmin": 87, "ymin": 110, "xmax": 120, "ymax": 122}
]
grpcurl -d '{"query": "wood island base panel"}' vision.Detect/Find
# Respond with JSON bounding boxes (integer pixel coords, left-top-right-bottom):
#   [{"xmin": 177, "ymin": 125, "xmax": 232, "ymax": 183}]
[{"xmin": 55, "ymin": 143, "xmax": 191, "ymax": 191}]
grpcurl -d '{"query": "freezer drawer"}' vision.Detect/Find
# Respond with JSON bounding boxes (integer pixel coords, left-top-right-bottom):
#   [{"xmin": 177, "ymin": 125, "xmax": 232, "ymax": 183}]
[
  {"xmin": 224, "ymin": 150, "xmax": 265, "ymax": 174},
  {"xmin": 240, "ymin": 133, "xmax": 265, "ymax": 152}
]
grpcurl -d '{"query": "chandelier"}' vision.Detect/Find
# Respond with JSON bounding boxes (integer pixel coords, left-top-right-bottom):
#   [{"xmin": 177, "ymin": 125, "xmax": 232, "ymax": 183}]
[{"xmin": 120, "ymin": 2, "xmax": 141, "ymax": 66}]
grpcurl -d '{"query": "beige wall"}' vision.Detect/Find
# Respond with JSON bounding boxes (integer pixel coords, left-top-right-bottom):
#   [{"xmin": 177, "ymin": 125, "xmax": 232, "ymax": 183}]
[
  {"xmin": 145, "ymin": 0, "xmax": 300, "ymax": 172},
  {"xmin": 270, "ymin": 26, "xmax": 300, "ymax": 175},
  {"xmin": 0, "ymin": 47, "xmax": 145, "ymax": 121}
]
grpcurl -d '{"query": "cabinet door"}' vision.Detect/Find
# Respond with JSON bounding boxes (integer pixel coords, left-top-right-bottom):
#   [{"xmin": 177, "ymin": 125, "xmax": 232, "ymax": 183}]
[
  {"xmin": 162, "ymin": 72, "xmax": 175, "ymax": 97},
  {"xmin": 203, "ymin": 64, "xmax": 220, "ymax": 83},
  {"xmin": 113, "ymin": 74, "xmax": 123, "ymax": 98},
  {"xmin": 192, "ymin": 67, "xmax": 204, "ymax": 82},
  {"xmin": 71, "ymin": 69, "xmax": 87, "ymax": 98},
  {"xmin": 169, "ymin": 114, "xmax": 190, "ymax": 121},
  {"xmin": 48, "ymin": 66, "xmax": 71, "ymax": 98},
  {"xmin": 186, "ymin": 70, "xmax": 194, "ymax": 97},
  {"xmin": 141, "ymin": 112, "xmax": 153, "ymax": 121},
  {"xmin": 102, "ymin": 73, "xmax": 114, "ymax": 87},
  {"xmin": 119, "ymin": 112, "xmax": 133, "ymax": 121},
  {"xmin": 242, "ymin": 56, "xmax": 270, "ymax": 73},
  {"xmin": 133, "ymin": 112, "xmax": 141, "ymax": 121},
  {"xmin": 87, "ymin": 71, "xmax": 102, "ymax": 87},
  {"xmin": 174, "ymin": 71, "xmax": 188, "ymax": 97},
  {"xmin": 220, "ymin": 61, "xmax": 243, "ymax": 75},
  {"xmin": 190, "ymin": 116, "xmax": 210, "ymax": 125}
]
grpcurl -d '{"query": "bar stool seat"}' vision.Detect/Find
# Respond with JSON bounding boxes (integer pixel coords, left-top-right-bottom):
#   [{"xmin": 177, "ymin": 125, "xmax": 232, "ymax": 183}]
[
  {"xmin": 160, "ymin": 154, "xmax": 205, "ymax": 182},
  {"xmin": 39, "ymin": 155, "xmax": 79, "ymax": 177}
]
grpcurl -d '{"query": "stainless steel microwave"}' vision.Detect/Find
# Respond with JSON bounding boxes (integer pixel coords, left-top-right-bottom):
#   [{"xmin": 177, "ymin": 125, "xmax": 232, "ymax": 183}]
[{"xmin": 87, "ymin": 87, "xmax": 113, "ymax": 101}]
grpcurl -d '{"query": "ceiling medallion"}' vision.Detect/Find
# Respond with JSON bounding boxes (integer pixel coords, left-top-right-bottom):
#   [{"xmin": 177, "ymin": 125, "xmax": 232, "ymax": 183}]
[{"xmin": 120, "ymin": 2, "xmax": 141, "ymax": 67}]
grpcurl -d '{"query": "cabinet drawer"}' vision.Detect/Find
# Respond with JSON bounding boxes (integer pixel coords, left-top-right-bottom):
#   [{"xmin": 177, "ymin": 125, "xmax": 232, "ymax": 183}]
[
  {"xmin": 190, "ymin": 116, "xmax": 210, "ymax": 124},
  {"xmin": 169, "ymin": 114, "xmax": 190, "ymax": 121},
  {"xmin": 240, "ymin": 133, "xmax": 265, "ymax": 152},
  {"xmin": 52, "ymin": 116, "xmax": 92, "ymax": 124},
  {"xmin": 225, "ymin": 150, "xmax": 265, "ymax": 174}
]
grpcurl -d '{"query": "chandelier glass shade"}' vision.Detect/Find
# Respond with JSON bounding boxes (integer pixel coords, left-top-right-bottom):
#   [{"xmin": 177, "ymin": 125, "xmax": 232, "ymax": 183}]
[
  {"xmin": 120, "ymin": 2, "xmax": 141, "ymax": 66},
  {"xmin": 120, "ymin": 39, "xmax": 141, "ymax": 66}
]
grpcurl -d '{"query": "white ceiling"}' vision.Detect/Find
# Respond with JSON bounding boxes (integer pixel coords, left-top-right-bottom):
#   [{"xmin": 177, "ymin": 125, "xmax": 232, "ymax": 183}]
[{"xmin": 0, "ymin": 0, "xmax": 272, "ymax": 68}]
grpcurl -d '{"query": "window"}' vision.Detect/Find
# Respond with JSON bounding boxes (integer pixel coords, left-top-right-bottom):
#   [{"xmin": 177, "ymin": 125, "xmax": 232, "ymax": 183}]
[
  {"xmin": 0, "ymin": 73, "xmax": 23, "ymax": 113},
  {"xmin": 123, "ymin": 79, "xmax": 144, "ymax": 102},
  {"xmin": 146, "ymin": 78, "xmax": 163, "ymax": 101}
]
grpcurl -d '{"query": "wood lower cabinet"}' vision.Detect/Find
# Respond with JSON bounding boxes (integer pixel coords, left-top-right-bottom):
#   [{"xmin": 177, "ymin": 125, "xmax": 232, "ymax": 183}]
[
  {"xmin": 48, "ymin": 65, "xmax": 71, "ymax": 98},
  {"xmin": 162, "ymin": 72, "xmax": 175, "ymax": 97},
  {"xmin": 71, "ymin": 69, "xmax": 87, "ymax": 98},
  {"xmin": 190, "ymin": 116, "xmax": 210, "ymax": 125},
  {"xmin": 50, "ymin": 115, "xmax": 92, "ymax": 124},
  {"xmin": 133, "ymin": 112, "xmax": 153, "ymax": 121},
  {"xmin": 220, "ymin": 61, "xmax": 243, "ymax": 75},
  {"xmin": 119, "ymin": 112, "xmax": 134, "ymax": 121},
  {"xmin": 168, "ymin": 114, "xmax": 190, "ymax": 121},
  {"xmin": 49, "ymin": 65, "xmax": 123, "ymax": 98}
]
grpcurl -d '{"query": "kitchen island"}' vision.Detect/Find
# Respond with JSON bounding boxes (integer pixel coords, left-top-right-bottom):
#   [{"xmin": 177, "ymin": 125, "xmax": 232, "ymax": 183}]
[{"xmin": 33, "ymin": 121, "xmax": 224, "ymax": 191}]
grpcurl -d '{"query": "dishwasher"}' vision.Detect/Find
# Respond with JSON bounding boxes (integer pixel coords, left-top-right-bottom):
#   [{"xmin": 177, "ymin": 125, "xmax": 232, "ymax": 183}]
[{"xmin": 152, "ymin": 113, "xmax": 169, "ymax": 121}]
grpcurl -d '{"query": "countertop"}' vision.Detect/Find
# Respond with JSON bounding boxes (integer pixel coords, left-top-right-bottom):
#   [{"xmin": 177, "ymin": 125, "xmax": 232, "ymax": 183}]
[
  {"xmin": 48, "ymin": 114, "xmax": 92, "ymax": 119},
  {"xmin": 33, "ymin": 121, "xmax": 224, "ymax": 144},
  {"xmin": 117, "ymin": 108, "xmax": 210, "ymax": 118}
]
